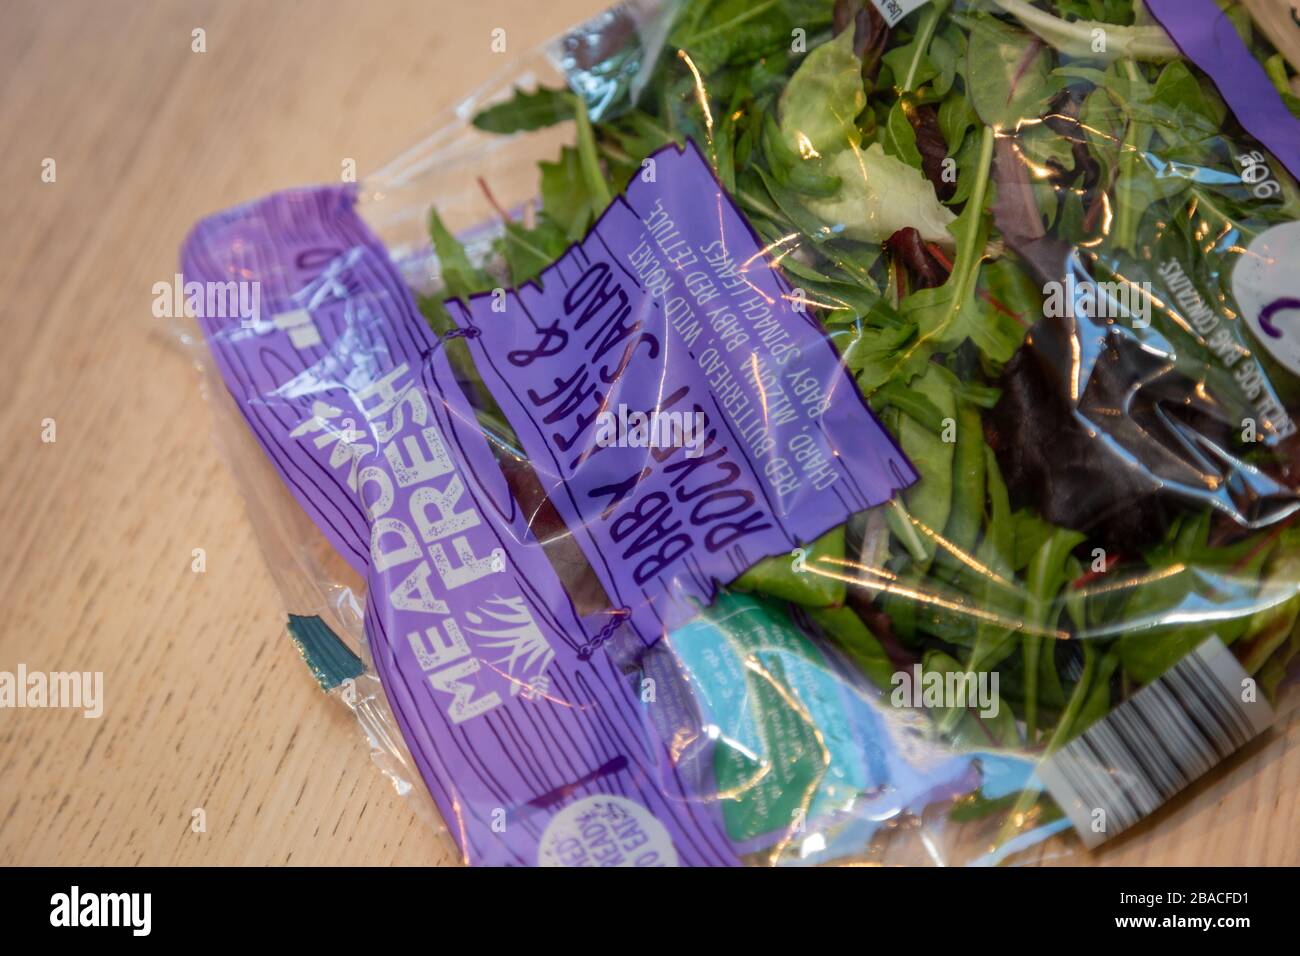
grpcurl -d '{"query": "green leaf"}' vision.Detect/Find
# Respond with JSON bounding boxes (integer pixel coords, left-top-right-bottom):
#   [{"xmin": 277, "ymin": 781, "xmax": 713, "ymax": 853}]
[
  {"xmin": 870, "ymin": 379, "xmax": 945, "ymax": 432},
  {"xmin": 944, "ymin": 129, "xmax": 983, "ymax": 206},
  {"xmin": 1068, "ymin": 646, "xmax": 1121, "ymax": 740},
  {"xmin": 571, "ymin": 95, "xmax": 611, "ymax": 211},
  {"xmin": 540, "ymin": 146, "xmax": 596, "ymax": 241},
  {"xmin": 767, "ymin": 237, "xmax": 883, "ymax": 308},
  {"xmin": 1018, "ymin": 118, "xmax": 1077, "ymax": 176},
  {"xmin": 881, "ymin": 2, "xmax": 951, "ymax": 94},
  {"xmin": 1116, "ymin": 532, "xmax": 1280, "ymax": 685},
  {"xmin": 1047, "ymin": 0, "xmax": 1134, "ymax": 24},
  {"xmin": 778, "ymin": 28, "xmax": 865, "ymax": 158},
  {"xmin": 1260, "ymin": 627, "xmax": 1300, "ymax": 702},
  {"xmin": 607, "ymin": 109, "xmax": 683, "ymax": 163},
  {"xmin": 975, "ymin": 261, "xmax": 1035, "ymax": 362},
  {"xmin": 1010, "ymin": 508, "xmax": 1054, "ymax": 572},
  {"xmin": 428, "ymin": 208, "xmax": 489, "ymax": 301},
  {"xmin": 841, "ymin": 321, "xmax": 915, "ymax": 392},
  {"xmin": 989, "ymin": 0, "xmax": 1179, "ymax": 62},
  {"xmin": 503, "ymin": 219, "xmax": 567, "ymax": 288},
  {"xmin": 804, "ymin": 143, "xmax": 957, "ymax": 245},
  {"xmin": 416, "ymin": 292, "xmax": 457, "ymax": 336},
  {"xmin": 1026, "ymin": 528, "xmax": 1085, "ymax": 619},
  {"xmin": 1151, "ymin": 60, "xmax": 1224, "ymax": 137},
  {"xmin": 669, "ymin": 0, "xmax": 833, "ymax": 74},
  {"xmin": 808, "ymin": 606, "xmax": 896, "ymax": 691},
  {"xmin": 927, "ymin": 24, "xmax": 962, "ymax": 98},
  {"xmin": 762, "ymin": 113, "xmax": 842, "ymax": 198},
  {"xmin": 925, "ymin": 648, "xmax": 1020, "ymax": 747},
  {"xmin": 981, "ymin": 256, "xmax": 1040, "ymax": 318},
  {"xmin": 472, "ymin": 86, "xmax": 575, "ymax": 134},
  {"xmin": 964, "ymin": 291, "xmax": 1024, "ymax": 365},
  {"xmin": 942, "ymin": 402, "xmax": 987, "ymax": 559},
  {"xmin": 733, "ymin": 525, "xmax": 845, "ymax": 607},
  {"xmin": 1265, "ymin": 54, "xmax": 1289, "ymax": 94},
  {"xmin": 750, "ymin": 164, "xmax": 843, "ymax": 241},
  {"xmin": 938, "ymin": 91, "xmax": 977, "ymax": 158},
  {"xmin": 882, "ymin": 100, "xmax": 923, "ymax": 171},
  {"xmin": 956, "ymin": 381, "xmax": 1000, "ymax": 408},
  {"xmin": 888, "ymin": 131, "xmax": 994, "ymax": 372},
  {"xmin": 966, "ymin": 15, "xmax": 1056, "ymax": 133},
  {"xmin": 897, "ymin": 363, "xmax": 960, "ymax": 551},
  {"xmin": 1022, "ymin": 526, "xmax": 1086, "ymax": 737},
  {"xmin": 984, "ymin": 445, "xmax": 1013, "ymax": 572}
]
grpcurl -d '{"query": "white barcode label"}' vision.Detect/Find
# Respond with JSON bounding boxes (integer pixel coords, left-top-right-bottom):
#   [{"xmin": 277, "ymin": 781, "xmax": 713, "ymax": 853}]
[
  {"xmin": 1037, "ymin": 637, "xmax": 1274, "ymax": 848},
  {"xmin": 869, "ymin": 0, "xmax": 930, "ymax": 28}
]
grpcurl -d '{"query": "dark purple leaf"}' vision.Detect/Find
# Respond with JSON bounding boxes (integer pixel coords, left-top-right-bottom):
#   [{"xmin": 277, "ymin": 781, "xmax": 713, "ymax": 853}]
[
  {"xmin": 992, "ymin": 136, "xmax": 1072, "ymax": 289},
  {"xmin": 909, "ymin": 103, "xmax": 954, "ymax": 201},
  {"xmin": 886, "ymin": 226, "xmax": 947, "ymax": 290}
]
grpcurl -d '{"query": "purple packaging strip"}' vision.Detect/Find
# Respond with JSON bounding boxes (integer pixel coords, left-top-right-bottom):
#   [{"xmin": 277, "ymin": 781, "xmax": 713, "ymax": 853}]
[
  {"xmin": 1147, "ymin": 0, "xmax": 1300, "ymax": 181},
  {"xmin": 182, "ymin": 186, "xmax": 742, "ymax": 865}
]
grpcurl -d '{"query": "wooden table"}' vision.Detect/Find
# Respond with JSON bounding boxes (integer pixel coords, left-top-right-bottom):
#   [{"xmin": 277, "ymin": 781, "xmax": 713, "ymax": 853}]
[{"xmin": 2, "ymin": 0, "xmax": 1297, "ymax": 867}]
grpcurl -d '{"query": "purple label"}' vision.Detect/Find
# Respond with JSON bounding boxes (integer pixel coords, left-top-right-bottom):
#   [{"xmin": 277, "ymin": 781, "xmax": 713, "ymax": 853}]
[
  {"xmin": 1147, "ymin": 0, "xmax": 1300, "ymax": 181},
  {"xmin": 182, "ymin": 186, "xmax": 742, "ymax": 865},
  {"xmin": 447, "ymin": 142, "xmax": 915, "ymax": 639},
  {"xmin": 182, "ymin": 145, "xmax": 917, "ymax": 865}
]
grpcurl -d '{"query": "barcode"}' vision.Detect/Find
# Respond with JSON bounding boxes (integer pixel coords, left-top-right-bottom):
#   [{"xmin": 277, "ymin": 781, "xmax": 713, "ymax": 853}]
[{"xmin": 1038, "ymin": 637, "xmax": 1274, "ymax": 848}]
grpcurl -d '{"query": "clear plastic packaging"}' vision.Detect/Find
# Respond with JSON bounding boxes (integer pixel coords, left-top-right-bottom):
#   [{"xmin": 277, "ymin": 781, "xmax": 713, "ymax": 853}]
[{"xmin": 180, "ymin": 0, "xmax": 1300, "ymax": 865}]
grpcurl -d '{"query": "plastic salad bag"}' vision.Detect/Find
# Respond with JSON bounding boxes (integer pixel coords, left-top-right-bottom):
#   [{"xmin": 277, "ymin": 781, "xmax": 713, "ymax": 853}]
[{"xmin": 180, "ymin": 0, "xmax": 1300, "ymax": 865}]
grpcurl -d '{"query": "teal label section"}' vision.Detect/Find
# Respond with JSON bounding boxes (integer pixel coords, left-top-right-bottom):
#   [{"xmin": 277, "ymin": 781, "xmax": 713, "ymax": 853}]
[{"xmin": 669, "ymin": 592, "xmax": 878, "ymax": 842}]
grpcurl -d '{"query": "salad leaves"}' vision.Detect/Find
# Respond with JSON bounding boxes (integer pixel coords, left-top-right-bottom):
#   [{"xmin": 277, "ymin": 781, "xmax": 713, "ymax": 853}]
[{"xmin": 417, "ymin": 0, "xmax": 1300, "ymax": 855}]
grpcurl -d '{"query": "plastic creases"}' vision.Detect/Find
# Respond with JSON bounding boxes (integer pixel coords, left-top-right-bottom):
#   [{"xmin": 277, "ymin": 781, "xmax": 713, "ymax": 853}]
[{"xmin": 182, "ymin": 0, "xmax": 1300, "ymax": 865}]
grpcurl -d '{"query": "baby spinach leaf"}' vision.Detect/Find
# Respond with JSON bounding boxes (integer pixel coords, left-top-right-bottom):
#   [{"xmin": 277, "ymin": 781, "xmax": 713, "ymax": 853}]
[
  {"xmin": 751, "ymin": 164, "xmax": 843, "ymax": 241},
  {"xmin": 984, "ymin": 444, "xmax": 1014, "ymax": 571},
  {"xmin": 886, "ymin": 33, "xmax": 939, "ymax": 92},
  {"xmin": 927, "ymin": 24, "xmax": 962, "ymax": 99}
]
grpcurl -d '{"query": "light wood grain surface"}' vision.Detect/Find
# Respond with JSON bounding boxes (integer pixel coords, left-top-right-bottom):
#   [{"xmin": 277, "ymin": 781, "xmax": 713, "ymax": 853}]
[{"xmin": 1, "ymin": 0, "xmax": 1296, "ymax": 867}]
